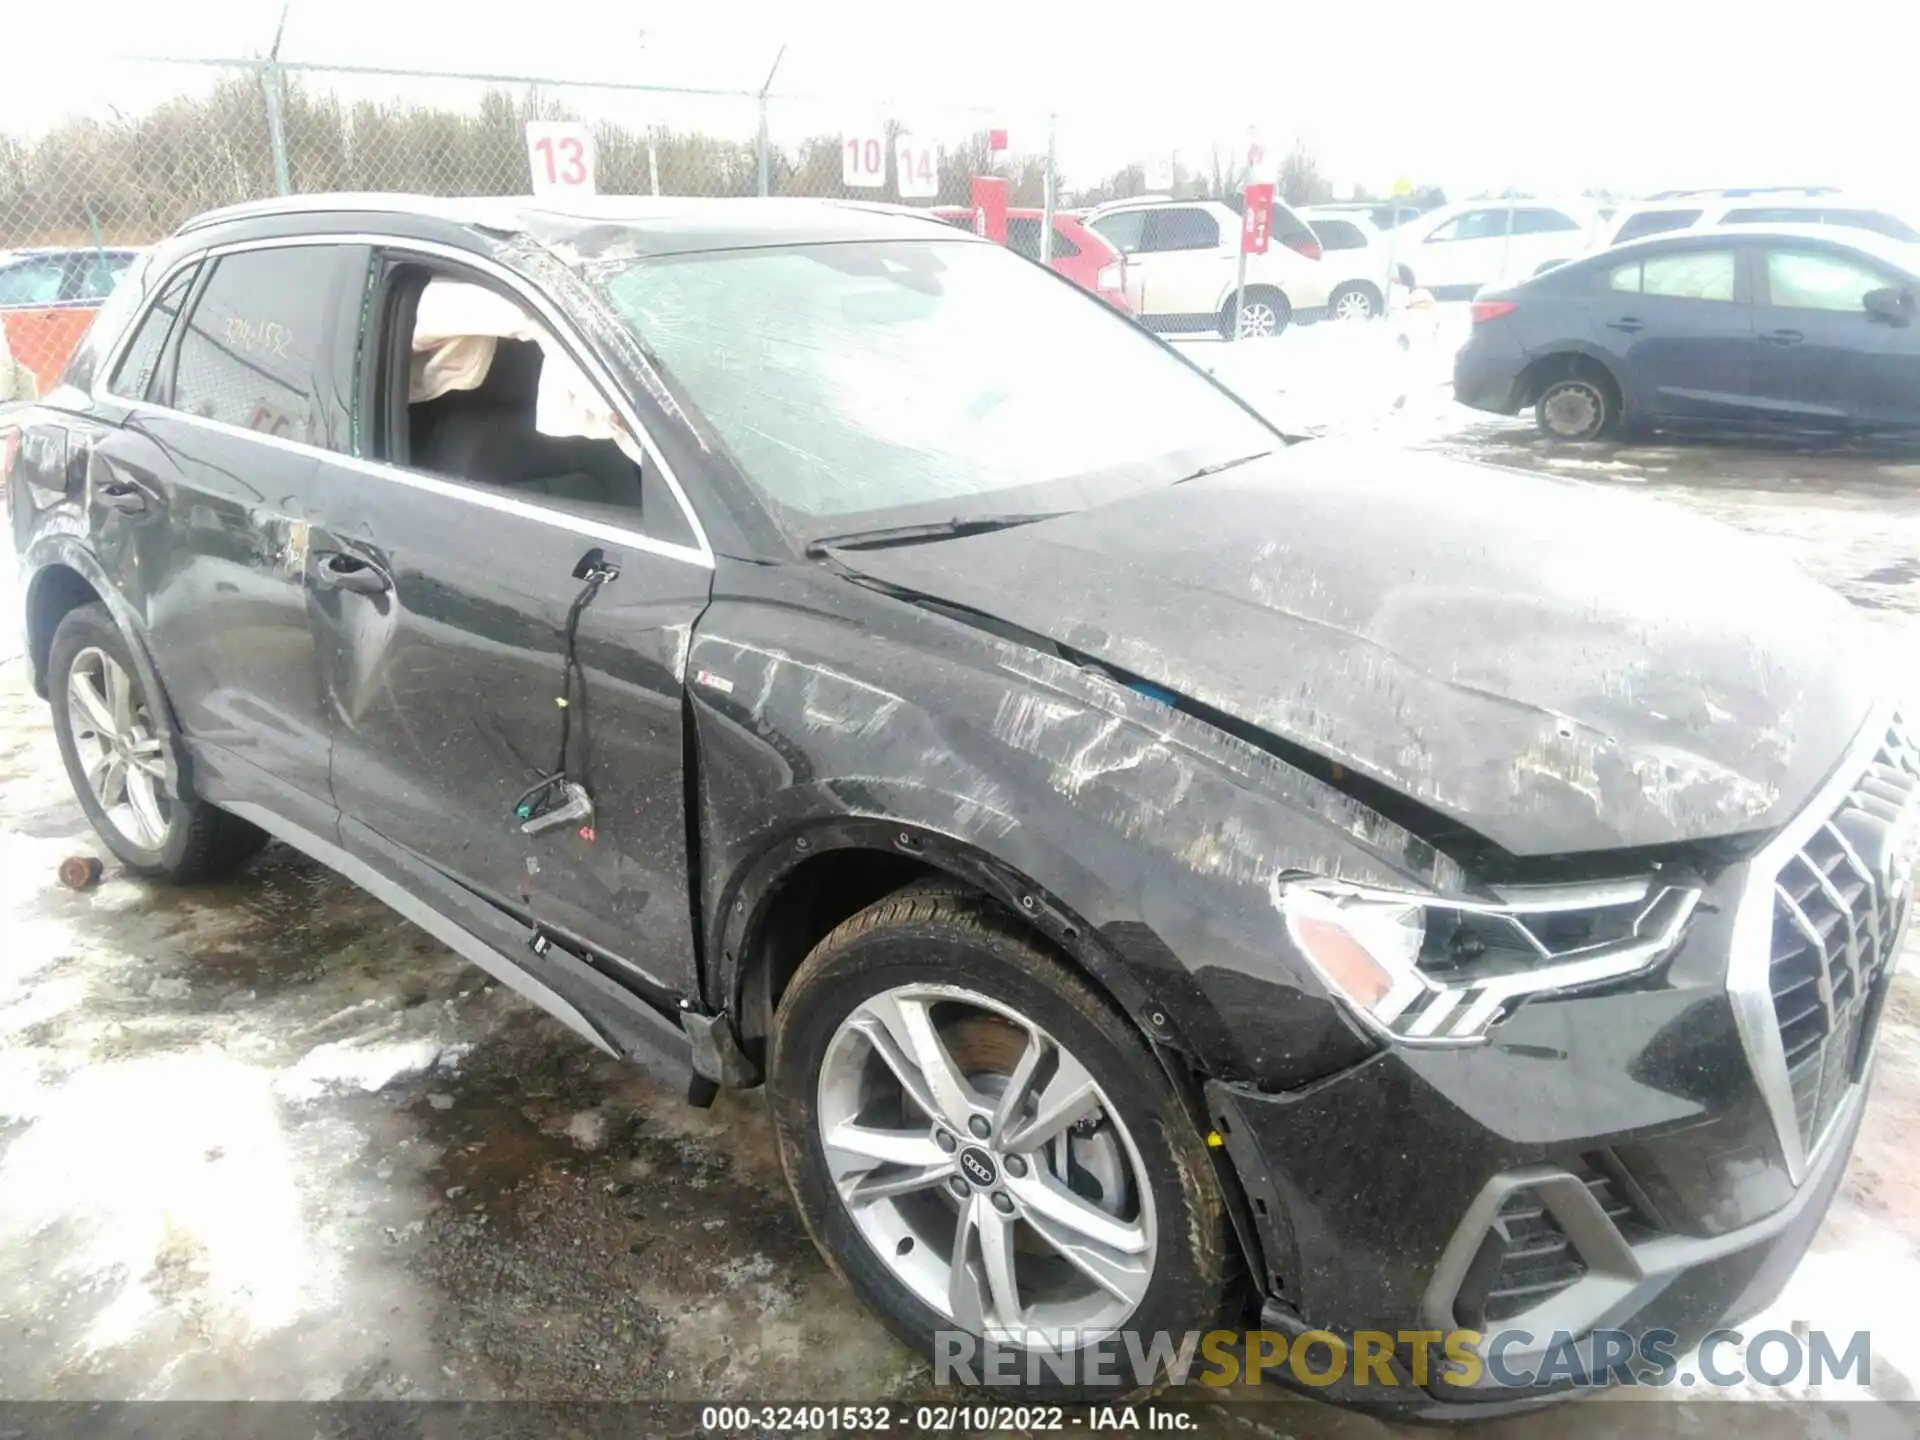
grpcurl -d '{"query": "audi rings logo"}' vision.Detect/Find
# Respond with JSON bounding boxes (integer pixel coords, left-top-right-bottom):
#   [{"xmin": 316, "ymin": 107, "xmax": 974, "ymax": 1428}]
[{"xmin": 959, "ymin": 1147, "xmax": 998, "ymax": 1188}]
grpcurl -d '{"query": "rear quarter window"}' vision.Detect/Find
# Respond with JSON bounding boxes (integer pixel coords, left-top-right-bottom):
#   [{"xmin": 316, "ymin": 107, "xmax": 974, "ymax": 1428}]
[
  {"xmin": 1612, "ymin": 209, "xmax": 1700, "ymax": 243},
  {"xmin": 1310, "ymin": 219, "xmax": 1368, "ymax": 251}
]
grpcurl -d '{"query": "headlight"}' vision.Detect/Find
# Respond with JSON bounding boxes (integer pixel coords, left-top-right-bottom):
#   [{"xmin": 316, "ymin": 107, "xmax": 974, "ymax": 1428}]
[{"xmin": 1276, "ymin": 875, "xmax": 1700, "ymax": 1045}]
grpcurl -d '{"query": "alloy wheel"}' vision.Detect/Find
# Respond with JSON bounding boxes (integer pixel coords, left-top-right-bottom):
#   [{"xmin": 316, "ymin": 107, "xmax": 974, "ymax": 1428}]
[
  {"xmin": 1332, "ymin": 289, "xmax": 1374, "ymax": 321},
  {"xmin": 816, "ymin": 983, "xmax": 1157, "ymax": 1344},
  {"xmin": 65, "ymin": 646, "xmax": 170, "ymax": 849},
  {"xmin": 1236, "ymin": 301, "xmax": 1280, "ymax": 339}
]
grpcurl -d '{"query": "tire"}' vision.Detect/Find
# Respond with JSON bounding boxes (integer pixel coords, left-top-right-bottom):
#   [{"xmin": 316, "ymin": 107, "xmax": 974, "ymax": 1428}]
[
  {"xmin": 1219, "ymin": 287, "xmax": 1290, "ymax": 340},
  {"xmin": 769, "ymin": 885, "xmax": 1234, "ymax": 1400},
  {"xmin": 1327, "ymin": 282, "xmax": 1380, "ymax": 322},
  {"xmin": 1535, "ymin": 370, "xmax": 1619, "ymax": 442},
  {"xmin": 48, "ymin": 603, "xmax": 267, "ymax": 882}
]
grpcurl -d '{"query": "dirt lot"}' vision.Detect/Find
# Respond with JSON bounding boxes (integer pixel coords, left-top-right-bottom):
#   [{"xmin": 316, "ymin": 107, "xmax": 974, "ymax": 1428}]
[{"xmin": 4, "ymin": 400, "xmax": 1920, "ymax": 1436}]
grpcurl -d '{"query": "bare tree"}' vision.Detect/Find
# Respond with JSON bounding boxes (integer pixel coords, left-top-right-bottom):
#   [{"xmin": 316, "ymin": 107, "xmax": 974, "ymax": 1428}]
[{"xmin": 1277, "ymin": 141, "xmax": 1334, "ymax": 207}]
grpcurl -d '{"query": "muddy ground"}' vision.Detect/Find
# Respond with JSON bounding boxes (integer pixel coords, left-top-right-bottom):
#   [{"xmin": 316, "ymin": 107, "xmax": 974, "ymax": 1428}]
[{"xmin": 4, "ymin": 400, "xmax": 1920, "ymax": 1437}]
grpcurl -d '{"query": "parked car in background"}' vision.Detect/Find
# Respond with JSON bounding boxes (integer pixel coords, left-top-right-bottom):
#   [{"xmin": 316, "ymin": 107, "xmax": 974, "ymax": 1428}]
[
  {"xmin": 1396, "ymin": 202, "xmax": 1602, "ymax": 297},
  {"xmin": 1084, "ymin": 198, "xmax": 1325, "ymax": 336},
  {"xmin": 1300, "ymin": 209, "xmax": 1414, "ymax": 319},
  {"xmin": 1602, "ymin": 195, "xmax": 1920, "ymax": 247},
  {"xmin": 10, "ymin": 193, "xmax": 1905, "ymax": 1414},
  {"xmin": 1300, "ymin": 199, "xmax": 1427, "ymax": 232},
  {"xmin": 1455, "ymin": 225, "xmax": 1920, "ymax": 440},
  {"xmin": 0, "ymin": 247, "xmax": 142, "ymax": 397},
  {"xmin": 928, "ymin": 207, "xmax": 1131, "ymax": 311}
]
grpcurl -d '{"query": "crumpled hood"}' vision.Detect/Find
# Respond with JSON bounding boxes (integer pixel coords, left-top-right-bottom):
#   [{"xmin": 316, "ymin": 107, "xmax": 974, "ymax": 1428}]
[{"xmin": 834, "ymin": 442, "xmax": 1885, "ymax": 858}]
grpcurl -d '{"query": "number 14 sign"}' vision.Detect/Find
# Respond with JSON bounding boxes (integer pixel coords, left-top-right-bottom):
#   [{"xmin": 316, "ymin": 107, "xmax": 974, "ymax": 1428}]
[
  {"xmin": 527, "ymin": 121, "xmax": 597, "ymax": 198},
  {"xmin": 842, "ymin": 130, "xmax": 940, "ymax": 198}
]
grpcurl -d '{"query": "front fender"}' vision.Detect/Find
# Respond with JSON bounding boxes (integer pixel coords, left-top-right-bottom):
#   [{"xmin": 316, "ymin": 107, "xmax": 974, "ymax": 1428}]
[{"xmin": 685, "ymin": 592, "xmax": 1461, "ymax": 1091}]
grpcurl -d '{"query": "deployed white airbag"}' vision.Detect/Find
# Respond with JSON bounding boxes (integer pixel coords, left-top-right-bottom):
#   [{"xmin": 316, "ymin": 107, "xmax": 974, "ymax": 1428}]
[{"xmin": 409, "ymin": 279, "xmax": 626, "ymax": 448}]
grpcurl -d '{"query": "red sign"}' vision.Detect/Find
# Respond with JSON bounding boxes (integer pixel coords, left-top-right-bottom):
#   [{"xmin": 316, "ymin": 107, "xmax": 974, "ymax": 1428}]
[
  {"xmin": 969, "ymin": 175, "xmax": 1010, "ymax": 245},
  {"xmin": 987, "ymin": 128, "xmax": 1009, "ymax": 152},
  {"xmin": 1241, "ymin": 182, "xmax": 1275, "ymax": 255}
]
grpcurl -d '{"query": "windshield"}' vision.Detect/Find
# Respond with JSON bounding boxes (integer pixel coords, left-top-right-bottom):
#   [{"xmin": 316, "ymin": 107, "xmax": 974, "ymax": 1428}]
[{"xmin": 587, "ymin": 239, "xmax": 1274, "ymax": 543}]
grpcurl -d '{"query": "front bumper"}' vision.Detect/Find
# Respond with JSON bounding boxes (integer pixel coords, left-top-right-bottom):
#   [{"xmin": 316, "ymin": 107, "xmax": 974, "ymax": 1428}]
[{"xmin": 1204, "ymin": 710, "xmax": 1915, "ymax": 1415}]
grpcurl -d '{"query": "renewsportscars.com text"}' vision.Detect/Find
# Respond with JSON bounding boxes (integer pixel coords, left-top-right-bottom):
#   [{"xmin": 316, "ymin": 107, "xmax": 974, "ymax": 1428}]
[{"xmin": 935, "ymin": 1326, "xmax": 1872, "ymax": 1391}]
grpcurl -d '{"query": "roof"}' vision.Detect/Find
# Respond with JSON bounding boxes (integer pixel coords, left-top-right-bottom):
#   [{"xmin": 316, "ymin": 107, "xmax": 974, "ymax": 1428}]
[
  {"xmin": 174, "ymin": 192, "xmax": 971, "ymax": 257},
  {"xmin": 1581, "ymin": 223, "xmax": 1920, "ymax": 274}
]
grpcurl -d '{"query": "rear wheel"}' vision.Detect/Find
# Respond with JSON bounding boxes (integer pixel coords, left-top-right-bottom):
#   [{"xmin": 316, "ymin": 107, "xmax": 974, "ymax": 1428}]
[
  {"xmin": 1327, "ymin": 282, "xmax": 1381, "ymax": 321},
  {"xmin": 1535, "ymin": 371, "xmax": 1619, "ymax": 441},
  {"xmin": 1221, "ymin": 287, "xmax": 1290, "ymax": 340},
  {"xmin": 48, "ymin": 603, "xmax": 267, "ymax": 881},
  {"xmin": 769, "ymin": 885, "xmax": 1234, "ymax": 1398}
]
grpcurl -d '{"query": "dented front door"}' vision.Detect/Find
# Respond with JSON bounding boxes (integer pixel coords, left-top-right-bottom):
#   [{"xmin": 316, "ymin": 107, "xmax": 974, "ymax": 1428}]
[{"xmin": 307, "ymin": 464, "xmax": 710, "ymax": 1001}]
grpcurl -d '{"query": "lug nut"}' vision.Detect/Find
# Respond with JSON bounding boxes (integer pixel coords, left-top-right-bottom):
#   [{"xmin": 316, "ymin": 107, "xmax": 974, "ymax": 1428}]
[
  {"xmin": 1004, "ymin": 1154, "xmax": 1028, "ymax": 1178},
  {"xmin": 991, "ymin": 1191, "xmax": 1015, "ymax": 1215},
  {"xmin": 967, "ymin": 1116, "xmax": 991, "ymax": 1139},
  {"xmin": 936, "ymin": 1130, "xmax": 957, "ymax": 1153},
  {"xmin": 948, "ymin": 1176, "xmax": 971, "ymax": 1199}
]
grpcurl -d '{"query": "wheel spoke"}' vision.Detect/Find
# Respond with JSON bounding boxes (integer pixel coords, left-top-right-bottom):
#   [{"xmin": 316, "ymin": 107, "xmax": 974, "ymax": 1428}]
[
  {"xmin": 824, "ymin": 1120, "xmax": 949, "ymax": 1173},
  {"xmin": 947, "ymin": 1199, "xmax": 987, "ymax": 1333},
  {"xmin": 1001, "ymin": 1049, "xmax": 1098, "ymax": 1153},
  {"xmin": 1005, "ymin": 1169, "xmax": 1149, "ymax": 1257},
  {"xmin": 125, "ymin": 737, "xmax": 166, "ymax": 778},
  {"xmin": 1021, "ymin": 1204, "xmax": 1154, "ymax": 1307},
  {"xmin": 126, "ymin": 771, "xmax": 167, "ymax": 846},
  {"xmin": 845, "ymin": 1010, "xmax": 944, "ymax": 1123},
  {"xmin": 990, "ymin": 1030, "xmax": 1046, "ymax": 1139},
  {"xmin": 841, "ymin": 1163, "xmax": 956, "ymax": 1206},
  {"xmin": 83, "ymin": 746, "xmax": 117, "ymax": 802},
  {"xmin": 105, "ymin": 659, "xmax": 134, "ymax": 733},
  {"xmin": 976, "ymin": 1199, "xmax": 1024, "ymax": 1335},
  {"xmin": 70, "ymin": 673, "xmax": 117, "ymax": 738},
  {"xmin": 861, "ymin": 992, "xmax": 981, "ymax": 1130},
  {"xmin": 95, "ymin": 753, "xmax": 128, "ymax": 807}
]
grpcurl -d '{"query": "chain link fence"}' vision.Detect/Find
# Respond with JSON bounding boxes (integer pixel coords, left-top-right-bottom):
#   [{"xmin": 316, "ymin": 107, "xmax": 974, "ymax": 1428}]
[{"xmin": 0, "ymin": 52, "xmax": 1401, "ymax": 395}]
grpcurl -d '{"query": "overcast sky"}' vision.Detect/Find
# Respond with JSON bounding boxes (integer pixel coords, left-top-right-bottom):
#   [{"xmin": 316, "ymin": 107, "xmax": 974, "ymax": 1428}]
[{"xmin": 6, "ymin": 1, "xmax": 1916, "ymax": 203}]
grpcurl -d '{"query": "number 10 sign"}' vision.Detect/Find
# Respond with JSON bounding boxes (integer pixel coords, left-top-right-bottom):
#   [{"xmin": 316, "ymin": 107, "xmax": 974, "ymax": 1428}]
[{"xmin": 527, "ymin": 121, "xmax": 597, "ymax": 198}]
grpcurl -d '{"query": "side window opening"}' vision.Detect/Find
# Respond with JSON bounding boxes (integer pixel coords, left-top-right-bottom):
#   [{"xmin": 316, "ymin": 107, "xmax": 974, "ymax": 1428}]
[
  {"xmin": 168, "ymin": 245, "xmax": 363, "ymax": 451},
  {"xmin": 375, "ymin": 266, "xmax": 692, "ymax": 546}
]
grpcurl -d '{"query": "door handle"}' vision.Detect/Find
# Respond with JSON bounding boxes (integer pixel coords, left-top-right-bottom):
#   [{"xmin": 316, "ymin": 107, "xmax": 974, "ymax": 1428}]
[
  {"xmin": 1606, "ymin": 318, "xmax": 1643, "ymax": 333},
  {"xmin": 310, "ymin": 549, "xmax": 393, "ymax": 595},
  {"xmin": 97, "ymin": 480, "xmax": 150, "ymax": 514},
  {"xmin": 1764, "ymin": 329, "xmax": 1805, "ymax": 346}
]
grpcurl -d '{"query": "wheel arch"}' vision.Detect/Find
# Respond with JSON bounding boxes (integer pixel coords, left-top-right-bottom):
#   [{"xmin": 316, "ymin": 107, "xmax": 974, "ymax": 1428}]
[
  {"xmin": 1516, "ymin": 345, "xmax": 1626, "ymax": 415},
  {"xmin": 23, "ymin": 538, "xmax": 195, "ymax": 797},
  {"xmin": 711, "ymin": 816, "xmax": 1191, "ymax": 1081}
]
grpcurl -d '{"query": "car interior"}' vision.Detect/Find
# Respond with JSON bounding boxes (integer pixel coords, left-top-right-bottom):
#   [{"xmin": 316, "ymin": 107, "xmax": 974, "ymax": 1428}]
[{"xmin": 377, "ymin": 270, "xmax": 660, "ymax": 521}]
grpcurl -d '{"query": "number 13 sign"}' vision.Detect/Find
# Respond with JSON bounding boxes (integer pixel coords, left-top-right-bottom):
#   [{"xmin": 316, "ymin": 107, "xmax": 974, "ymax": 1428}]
[{"xmin": 527, "ymin": 121, "xmax": 597, "ymax": 198}]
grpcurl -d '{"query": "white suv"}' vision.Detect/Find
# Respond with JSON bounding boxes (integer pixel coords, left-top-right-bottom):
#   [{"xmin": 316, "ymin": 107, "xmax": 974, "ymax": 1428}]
[
  {"xmin": 1604, "ymin": 195, "xmax": 1920, "ymax": 247},
  {"xmin": 1084, "ymin": 198, "xmax": 1327, "ymax": 337},
  {"xmin": 1394, "ymin": 201, "xmax": 1605, "ymax": 296}
]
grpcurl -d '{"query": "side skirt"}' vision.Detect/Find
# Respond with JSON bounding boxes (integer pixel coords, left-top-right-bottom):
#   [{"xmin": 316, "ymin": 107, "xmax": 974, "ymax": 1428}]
[{"xmin": 221, "ymin": 799, "xmax": 698, "ymax": 1095}]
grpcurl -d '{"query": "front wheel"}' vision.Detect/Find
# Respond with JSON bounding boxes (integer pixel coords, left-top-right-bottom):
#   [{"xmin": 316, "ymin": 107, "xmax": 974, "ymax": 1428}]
[
  {"xmin": 1535, "ymin": 373, "xmax": 1618, "ymax": 441},
  {"xmin": 769, "ymin": 886, "xmax": 1235, "ymax": 1399},
  {"xmin": 48, "ymin": 603, "xmax": 267, "ymax": 881}
]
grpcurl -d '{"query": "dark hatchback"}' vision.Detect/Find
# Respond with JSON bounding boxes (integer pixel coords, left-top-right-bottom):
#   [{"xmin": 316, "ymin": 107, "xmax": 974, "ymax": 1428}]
[
  {"xmin": 5, "ymin": 195, "xmax": 1916, "ymax": 1416},
  {"xmin": 1455, "ymin": 225, "xmax": 1920, "ymax": 441}
]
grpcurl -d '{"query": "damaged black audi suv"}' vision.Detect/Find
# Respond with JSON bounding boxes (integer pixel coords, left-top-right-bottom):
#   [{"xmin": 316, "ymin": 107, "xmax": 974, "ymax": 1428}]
[{"xmin": 6, "ymin": 194, "xmax": 1913, "ymax": 1415}]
